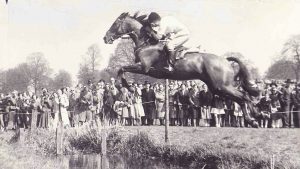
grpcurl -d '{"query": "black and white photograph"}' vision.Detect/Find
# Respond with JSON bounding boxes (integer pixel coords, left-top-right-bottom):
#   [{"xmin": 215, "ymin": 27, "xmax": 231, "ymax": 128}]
[{"xmin": 0, "ymin": 0, "xmax": 300, "ymax": 168}]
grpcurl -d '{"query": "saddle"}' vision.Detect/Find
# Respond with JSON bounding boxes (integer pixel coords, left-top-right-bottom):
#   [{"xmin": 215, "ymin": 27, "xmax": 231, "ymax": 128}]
[{"xmin": 174, "ymin": 46, "xmax": 200, "ymax": 60}]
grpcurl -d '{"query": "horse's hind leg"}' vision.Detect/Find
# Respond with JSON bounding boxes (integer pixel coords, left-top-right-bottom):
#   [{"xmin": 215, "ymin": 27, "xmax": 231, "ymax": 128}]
[{"xmin": 219, "ymin": 86, "xmax": 259, "ymax": 128}]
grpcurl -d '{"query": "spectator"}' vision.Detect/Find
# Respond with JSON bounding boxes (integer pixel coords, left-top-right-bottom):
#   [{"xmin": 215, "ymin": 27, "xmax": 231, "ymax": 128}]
[
  {"xmin": 234, "ymin": 102, "xmax": 244, "ymax": 127},
  {"xmin": 117, "ymin": 87, "xmax": 132, "ymax": 125},
  {"xmin": 131, "ymin": 86, "xmax": 145, "ymax": 126},
  {"xmin": 169, "ymin": 83, "xmax": 177, "ymax": 126},
  {"xmin": 176, "ymin": 84, "xmax": 189, "ymax": 126},
  {"xmin": 199, "ymin": 84, "xmax": 212, "ymax": 127},
  {"xmin": 155, "ymin": 83, "xmax": 165, "ymax": 126},
  {"xmin": 279, "ymin": 79, "xmax": 293, "ymax": 128},
  {"xmin": 39, "ymin": 89, "xmax": 52, "ymax": 128},
  {"xmin": 141, "ymin": 82, "xmax": 156, "ymax": 125},
  {"xmin": 189, "ymin": 84, "xmax": 200, "ymax": 127},
  {"xmin": 211, "ymin": 95, "xmax": 225, "ymax": 127},
  {"xmin": 269, "ymin": 84, "xmax": 282, "ymax": 128},
  {"xmin": 0, "ymin": 94, "xmax": 5, "ymax": 131},
  {"xmin": 292, "ymin": 83, "xmax": 300, "ymax": 128}
]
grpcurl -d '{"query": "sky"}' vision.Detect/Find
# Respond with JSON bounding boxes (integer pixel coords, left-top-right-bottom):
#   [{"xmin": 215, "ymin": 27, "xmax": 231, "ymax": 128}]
[{"xmin": 1, "ymin": 0, "xmax": 300, "ymax": 80}]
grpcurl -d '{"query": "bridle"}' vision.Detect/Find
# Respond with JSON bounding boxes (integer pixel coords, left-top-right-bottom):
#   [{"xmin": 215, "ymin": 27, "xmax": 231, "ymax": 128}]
[
  {"xmin": 110, "ymin": 17, "xmax": 134, "ymax": 41},
  {"xmin": 110, "ymin": 16, "xmax": 157, "ymax": 54}
]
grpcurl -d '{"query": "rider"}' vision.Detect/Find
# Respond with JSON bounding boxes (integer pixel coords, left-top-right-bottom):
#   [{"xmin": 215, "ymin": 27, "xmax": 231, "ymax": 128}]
[{"xmin": 142, "ymin": 12, "xmax": 191, "ymax": 71}]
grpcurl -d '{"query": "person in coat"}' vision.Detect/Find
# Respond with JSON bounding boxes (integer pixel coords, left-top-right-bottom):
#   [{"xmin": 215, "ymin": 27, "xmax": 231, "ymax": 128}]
[
  {"xmin": 155, "ymin": 83, "xmax": 165, "ymax": 125},
  {"xmin": 292, "ymin": 83, "xmax": 300, "ymax": 128},
  {"xmin": 141, "ymin": 82, "xmax": 156, "ymax": 125},
  {"xmin": 176, "ymin": 84, "xmax": 190, "ymax": 126},
  {"xmin": 279, "ymin": 79, "xmax": 293, "ymax": 128},
  {"xmin": 188, "ymin": 84, "xmax": 200, "ymax": 126},
  {"xmin": 199, "ymin": 84, "xmax": 213, "ymax": 127}
]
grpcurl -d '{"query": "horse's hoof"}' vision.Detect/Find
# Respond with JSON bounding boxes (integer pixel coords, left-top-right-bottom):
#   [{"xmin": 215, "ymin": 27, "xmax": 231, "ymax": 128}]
[{"xmin": 251, "ymin": 121, "xmax": 259, "ymax": 128}]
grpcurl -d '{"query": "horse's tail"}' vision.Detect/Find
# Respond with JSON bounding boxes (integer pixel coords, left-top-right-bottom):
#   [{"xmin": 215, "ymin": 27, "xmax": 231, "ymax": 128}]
[{"xmin": 226, "ymin": 57, "xmax": 260, "ymax": 97}]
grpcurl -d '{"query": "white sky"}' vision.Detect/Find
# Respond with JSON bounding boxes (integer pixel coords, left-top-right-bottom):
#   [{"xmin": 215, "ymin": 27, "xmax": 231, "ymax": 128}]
[{"xmin": 1, "ymin": 0, "xmax": 300, "ymax": 79}]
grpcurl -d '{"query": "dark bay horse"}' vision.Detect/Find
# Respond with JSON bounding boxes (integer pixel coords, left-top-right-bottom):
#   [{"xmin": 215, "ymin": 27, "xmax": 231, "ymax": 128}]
[{"xmin": 103, "ymin": 12, "xmax": 261, "ymax": 127}]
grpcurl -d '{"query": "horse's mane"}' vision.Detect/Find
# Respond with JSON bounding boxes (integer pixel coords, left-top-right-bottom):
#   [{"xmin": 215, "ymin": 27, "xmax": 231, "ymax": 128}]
[{"xmin": 126, "ymin": 11, "xmax": 148, "ymax": 26}]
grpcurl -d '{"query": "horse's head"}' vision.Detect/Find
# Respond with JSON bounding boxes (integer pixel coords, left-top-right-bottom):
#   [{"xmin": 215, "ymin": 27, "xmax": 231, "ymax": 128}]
[
  {"xmin": 104, "ymin": 12, "xmax": 144, "ymax": 44},
  {"xmin": 103, "ymin": 12, "xmax": 131, "ymax": 44}
]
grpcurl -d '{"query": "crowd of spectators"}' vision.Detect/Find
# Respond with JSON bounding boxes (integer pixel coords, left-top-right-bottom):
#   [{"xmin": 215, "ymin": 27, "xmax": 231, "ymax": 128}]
[{"xmin": 0, "ymin": 77, "xmax": 300, "ymax": 131}]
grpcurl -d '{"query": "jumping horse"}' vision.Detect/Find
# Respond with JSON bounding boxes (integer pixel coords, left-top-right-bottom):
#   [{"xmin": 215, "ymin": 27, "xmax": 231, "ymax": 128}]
[{"xmin": 103, "ymin": 12, "xmax": 261, "ymax": 127}]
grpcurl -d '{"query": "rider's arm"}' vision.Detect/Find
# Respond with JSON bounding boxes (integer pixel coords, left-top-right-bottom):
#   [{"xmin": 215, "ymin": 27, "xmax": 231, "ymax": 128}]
[{"xmin": 144, "ymin": 26, "xmax": 162, "ymax": 40}]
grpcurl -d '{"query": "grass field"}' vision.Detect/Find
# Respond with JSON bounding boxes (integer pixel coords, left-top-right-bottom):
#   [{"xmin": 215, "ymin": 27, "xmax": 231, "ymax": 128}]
[
  {"xmin": 118, "ymin": 126, "xmax": 300, "ymax": 168},
  {"xmin": 122, "ymin": 126, "xmax": 300, "ymax": 160},
  {"xmin": 0, "ymin": 126, "xmax": 299, "ymax": 169}
]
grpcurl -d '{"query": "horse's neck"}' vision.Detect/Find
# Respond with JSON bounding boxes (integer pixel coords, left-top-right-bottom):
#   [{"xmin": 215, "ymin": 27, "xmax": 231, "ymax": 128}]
[
  {"xmin": 126, "ymin": 18, "xmax": 148, "ymax": 50},
  {"xmin": 129, "ymin": 33, "xmax": 145, "ymax": 48}
]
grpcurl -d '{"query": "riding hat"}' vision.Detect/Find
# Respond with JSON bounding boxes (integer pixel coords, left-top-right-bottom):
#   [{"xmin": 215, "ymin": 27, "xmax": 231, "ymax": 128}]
[{"xmin": 285, "ymin": 79, "xmax": 292, "ymax": 84}]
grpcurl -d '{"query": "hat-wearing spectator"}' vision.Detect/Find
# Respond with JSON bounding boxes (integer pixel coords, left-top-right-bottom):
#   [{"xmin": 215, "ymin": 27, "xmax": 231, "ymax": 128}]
[
  {"xmin": 279, "ymin": 79, "xmax": 293, "ymax": 128},
  {"xmin": 141, "ymin": 82, "xmax": 156, "ymax": 125}
]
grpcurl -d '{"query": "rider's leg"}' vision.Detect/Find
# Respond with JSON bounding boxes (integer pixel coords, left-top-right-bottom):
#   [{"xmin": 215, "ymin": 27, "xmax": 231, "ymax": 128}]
[
  {"xmin": 165, "ymin": 35, "xmax": 189, "ymax": 71},
  {"xmin": 165, "ymin": 44, "xmax": 175, "ymax": 71}
]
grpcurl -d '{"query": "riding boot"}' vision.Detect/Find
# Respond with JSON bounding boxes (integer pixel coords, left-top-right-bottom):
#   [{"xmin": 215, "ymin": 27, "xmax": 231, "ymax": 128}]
[{"xmin": 164, "ymin": 50, "xmax": 175, "ymax": 71}]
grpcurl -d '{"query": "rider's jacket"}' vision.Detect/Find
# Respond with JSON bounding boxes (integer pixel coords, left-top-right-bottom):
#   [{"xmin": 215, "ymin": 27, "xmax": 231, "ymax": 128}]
[{"xmin": 157, "ymin": 16, "xmax": 190, "ymax": 40}]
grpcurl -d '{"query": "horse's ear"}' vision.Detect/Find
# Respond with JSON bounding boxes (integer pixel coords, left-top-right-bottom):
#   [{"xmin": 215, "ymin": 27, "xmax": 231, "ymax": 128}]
[
  {"xmin": 133, "ymin": 11, "xmax": 139, "ymax": 18},
  {"xmin": 120, "ymin": 12, "xmax": 129, "ymax": 19}
]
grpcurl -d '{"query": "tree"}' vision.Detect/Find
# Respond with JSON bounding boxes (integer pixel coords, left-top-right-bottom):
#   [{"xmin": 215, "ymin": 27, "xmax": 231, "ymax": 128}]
[
  {"xmin": 77, "ymin": 61, "xmax": 94, "ymax": 85},
  {"xmin": 106, "ymin": 39, "xmax": 159, "ymax": 83},
  {"xmin": 26, "ymin": 52, "xmax": 52, "ymax": 93},
  {"xmin": 51, "ymin": 70, "xmax": 72, "ymax": 90},
  {"xmin": 87, "ymin": 44, "xmax": 101, "ymax": 78},
  {"xmin": 265, "ymin": 59, "xmax": 296, "ymax": 80},
  {"xmin": 0, "ymin": 63, "xmax": 32, "ymax": 93},
  {"xmin": 281, "ymin": 35, "xmax": 300, "ymax": 81},
  {"xmin": 77, "ymin": 44, "xmax": 102, "ymax": 84},
  {"xmin": 223, "ymin": 52, "xmax": 261, "ymax": 80}
]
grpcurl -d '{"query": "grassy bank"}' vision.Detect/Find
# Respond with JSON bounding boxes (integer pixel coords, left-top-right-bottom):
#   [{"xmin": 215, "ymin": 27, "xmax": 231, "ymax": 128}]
[{"xmin": 0, "ymin": 125, "xmax": 299, "ymax": 169}]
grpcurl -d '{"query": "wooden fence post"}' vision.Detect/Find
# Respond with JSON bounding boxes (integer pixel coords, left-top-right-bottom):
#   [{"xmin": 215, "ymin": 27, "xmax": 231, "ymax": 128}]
[
  {"xmin": 101, "ymin": 126, "xmax": 107, "ymax": 155},
  {"xmin": 165, "ymin": 79, "xmax": 169, "ymax": 143},
  {"xmin": 16, "ymin": 126, "xmax": 25, "ymax": 144},
  {"xmin": 56, "ymin": 121, "xmax": 64, "ymax": 155},
  {"xmin": 31, "ymin": 110, "xmax": 37, "ymax": 131}
]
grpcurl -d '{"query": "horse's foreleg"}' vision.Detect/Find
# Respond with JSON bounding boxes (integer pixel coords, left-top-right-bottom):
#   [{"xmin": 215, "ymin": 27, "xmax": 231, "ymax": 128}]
[{"xmin": 118, "ymin": 63, "xmax": 146, "ymax": 77}]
